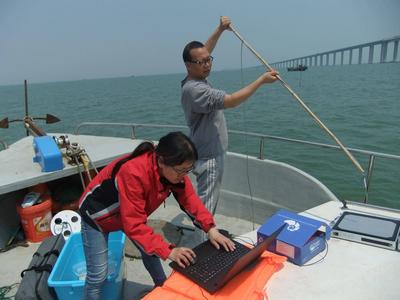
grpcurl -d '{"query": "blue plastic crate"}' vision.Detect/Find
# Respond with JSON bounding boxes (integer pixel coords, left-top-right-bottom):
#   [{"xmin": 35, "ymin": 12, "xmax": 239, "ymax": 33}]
[{"xmin": 48, "ymin": 231, "xmax": 126, "ymax": 300}]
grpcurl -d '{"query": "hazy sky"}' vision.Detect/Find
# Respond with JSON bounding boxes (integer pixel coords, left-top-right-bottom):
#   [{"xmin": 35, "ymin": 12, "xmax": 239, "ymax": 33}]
[{"xmin": 1, "ymin": 0, "xmax": 399, "ymax": 85}]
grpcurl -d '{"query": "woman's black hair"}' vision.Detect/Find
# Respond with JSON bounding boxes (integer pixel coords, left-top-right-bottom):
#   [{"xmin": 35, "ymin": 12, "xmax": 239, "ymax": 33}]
[
  {"xmin": 111, "ymin": 131, "xmax": 197, "ymax": 178},
  {"xmin": 156, "ymin": 131, "xmax": 198, "ymax": 166},
  {"xmin": 111, "ymin": 141, "xmax": 155, "ymax": 178}
]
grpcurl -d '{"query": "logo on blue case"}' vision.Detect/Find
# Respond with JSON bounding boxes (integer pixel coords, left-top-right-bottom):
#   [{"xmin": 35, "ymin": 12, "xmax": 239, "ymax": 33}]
[{"xmin": 284, "ymin": 219, "xmax": 300, "ymax": 231}]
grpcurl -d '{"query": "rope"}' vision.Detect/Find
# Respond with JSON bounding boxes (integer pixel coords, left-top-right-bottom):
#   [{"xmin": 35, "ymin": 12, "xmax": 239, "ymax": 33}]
[
  {"xmin": 0, "ymin": 283, "xmax": 19, "ymax": 300},
  {"xmin": 80, "ymin": 153, "xmax": 92, "ymax": 181},
  {"xmin": 64, "ymin": 141, "xmax": 97, "ymax": 189}
]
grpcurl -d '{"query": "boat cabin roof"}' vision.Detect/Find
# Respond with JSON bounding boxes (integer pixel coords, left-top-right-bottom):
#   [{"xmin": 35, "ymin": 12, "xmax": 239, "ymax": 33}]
[{"xmin": 0, "ymin": 134, "xmax": 140, "ymax": 195}]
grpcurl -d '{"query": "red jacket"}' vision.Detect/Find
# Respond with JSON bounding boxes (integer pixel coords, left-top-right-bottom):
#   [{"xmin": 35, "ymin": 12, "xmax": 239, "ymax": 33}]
[{"xmin": 79, "ymin": 151, "xmax": 215, "ymax": 260}]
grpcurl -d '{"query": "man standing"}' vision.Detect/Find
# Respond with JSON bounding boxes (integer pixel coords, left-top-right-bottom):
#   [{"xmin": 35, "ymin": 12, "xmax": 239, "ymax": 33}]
[{"xmin": 181, "ymin": 16, "xmax": 278, "ymax": 239}]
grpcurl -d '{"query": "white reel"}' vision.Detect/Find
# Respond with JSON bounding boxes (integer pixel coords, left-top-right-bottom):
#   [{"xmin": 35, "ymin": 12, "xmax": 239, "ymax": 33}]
[{"xmin": 51, "ymin": 210, "xmax": 81, "ymax": 240}]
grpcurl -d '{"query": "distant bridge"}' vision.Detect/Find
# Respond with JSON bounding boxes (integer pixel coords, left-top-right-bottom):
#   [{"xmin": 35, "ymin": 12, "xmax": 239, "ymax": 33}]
[{"xmin": 272, "ymin": 35, "xmax": 400, "ymax": 68}]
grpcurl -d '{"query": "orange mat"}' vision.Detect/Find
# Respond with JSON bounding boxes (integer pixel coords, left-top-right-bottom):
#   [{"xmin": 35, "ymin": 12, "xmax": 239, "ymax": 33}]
[{"xmin": 143, "ymin": 251, "xmax": 286, "ymax": 300}]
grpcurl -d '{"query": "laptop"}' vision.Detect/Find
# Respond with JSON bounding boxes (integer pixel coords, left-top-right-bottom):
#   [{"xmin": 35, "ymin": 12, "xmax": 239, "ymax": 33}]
[{"xmin": 169, "ymin": 225, "xmax": 285, "ymax": 294}]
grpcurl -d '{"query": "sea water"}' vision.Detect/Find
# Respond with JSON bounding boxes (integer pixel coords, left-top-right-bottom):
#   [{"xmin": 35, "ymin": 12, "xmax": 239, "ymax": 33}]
[{"xmin": 1, "ymin": 63, "xmax": 399, "ymax": 208}]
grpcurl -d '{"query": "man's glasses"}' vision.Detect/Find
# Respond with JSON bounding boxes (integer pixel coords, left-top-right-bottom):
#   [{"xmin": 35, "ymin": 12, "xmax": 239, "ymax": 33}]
[
  {"xmin": 172, "ymin": 165, "xmax": 194, "ymax": 175},
  {"xmin": 189, "ymin": 56, "xmax": 214, "ymax": 66}
]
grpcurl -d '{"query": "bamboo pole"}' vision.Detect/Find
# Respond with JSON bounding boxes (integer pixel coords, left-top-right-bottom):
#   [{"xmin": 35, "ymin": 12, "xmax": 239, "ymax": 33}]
[{"xmin": 230, "ymin": 25, "xmax": 365, "ymax": 175}]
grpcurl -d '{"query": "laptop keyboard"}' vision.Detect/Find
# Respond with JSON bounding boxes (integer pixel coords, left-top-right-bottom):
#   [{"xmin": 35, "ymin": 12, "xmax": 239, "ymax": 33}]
[{"xmin": 187, "ymin": 241, "xmax": 250, "ymax": 283}]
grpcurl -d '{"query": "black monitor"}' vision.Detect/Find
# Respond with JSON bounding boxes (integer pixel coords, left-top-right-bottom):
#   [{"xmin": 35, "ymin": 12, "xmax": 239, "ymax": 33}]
[{"xmin": 332, "ymin": 211, "xmax": 400, "ymax": 250}]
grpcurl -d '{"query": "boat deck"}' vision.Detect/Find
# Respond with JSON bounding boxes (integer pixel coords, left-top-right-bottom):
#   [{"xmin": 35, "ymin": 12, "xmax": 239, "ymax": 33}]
[
  {"xmin": 129, "ymin": 200, "xmax": 400, "ymax": 300},
  {"xmin": 1, "ymin": 200, "xmax": 399, "ymax": 300},
  {"xmin": 0, "ymin": 200, "xmax": 259, "ymax": 299},
  {"xmin": 257, "ymin": 201, "xmax": 400, "ymax": 300},
  {"xmin": 1, "ymin": 134, "xmax": 399, "ymax": 299}
]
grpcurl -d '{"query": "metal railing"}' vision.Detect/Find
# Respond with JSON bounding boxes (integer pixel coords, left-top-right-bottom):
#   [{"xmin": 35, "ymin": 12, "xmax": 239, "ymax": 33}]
[
  {"xmin": 75, "ymin": 122, "xmax": 400, "ymax": 204},
  {"xmin": 0, "ymin": 140, "xmax": 7, "ymax": 150},
  {"xmin": 75, "ymin": 122, "xmax": 187, "ymax": 140}
]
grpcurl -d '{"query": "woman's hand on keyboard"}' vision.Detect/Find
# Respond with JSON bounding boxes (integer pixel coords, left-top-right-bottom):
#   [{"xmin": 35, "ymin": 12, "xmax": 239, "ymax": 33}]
[
  {"xmin": 169, "ymin": 247, "xmax": 196, "ymax": 268},
  {"xmin": 208, "ymin": 227, "xmax": 236, "ymax": 252}
]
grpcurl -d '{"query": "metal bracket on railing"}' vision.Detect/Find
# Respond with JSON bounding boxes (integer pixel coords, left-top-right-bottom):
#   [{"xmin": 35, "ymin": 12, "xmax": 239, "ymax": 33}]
[
  {"xmin": 364, "ymin": 154, "xmax": 376, "ymax": 203},
  {"xmin": 259, "ymin": 137, "xmax": 265, "ymax": 160},
  {"xmin": 0, "ymin": 140, "xmax": 7, "ymax": 150},
  {"xmin": 131, "ymin": 126, "xmax": 137, "ymax": 139}
]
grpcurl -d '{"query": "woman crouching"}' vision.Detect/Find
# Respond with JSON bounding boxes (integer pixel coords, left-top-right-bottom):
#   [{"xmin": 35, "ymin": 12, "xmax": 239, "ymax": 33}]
[{"xmin": 79, "ymin": 131, "xmax": 235, "ymax": 299}]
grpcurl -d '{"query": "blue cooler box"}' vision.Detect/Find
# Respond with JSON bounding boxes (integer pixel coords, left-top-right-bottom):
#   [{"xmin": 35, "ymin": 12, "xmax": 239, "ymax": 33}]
[
  {"xmin": 257, "ymin": 209, "xmax": 331, "ymax": 265},
  {"xmin": 48, "ymin": 231, "xmax": 126, "ymax": 300},
  {"xmin": 33, "ymin": 136, "xmax": 64, "ymax": 172}
]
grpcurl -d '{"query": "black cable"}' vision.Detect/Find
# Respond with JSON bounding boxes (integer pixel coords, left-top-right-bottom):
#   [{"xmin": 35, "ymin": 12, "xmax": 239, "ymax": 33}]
[
  {"xmin": 0, "ymin": 240, "xmax": 29, "ymax": 253},
  {"xmin": 199, "ymin": 286, "xmax": 209, "ymax": 299},
  {"xmin": 239, "ymin": 41, "xmax": 256, "ymax": 231},
  {"xmin": 301, "ymin": 239, "xmax": 329, "ymax": 266},
  {"xmin": 232, "ymin": 234, "xmax": 328, "ymax": 266}
]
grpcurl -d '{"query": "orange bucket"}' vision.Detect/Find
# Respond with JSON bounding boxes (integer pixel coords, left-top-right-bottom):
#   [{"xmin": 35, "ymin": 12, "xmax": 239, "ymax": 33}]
[{"xmin": 17, "ymin": 195, "xmax": 53, "ymax": 243}]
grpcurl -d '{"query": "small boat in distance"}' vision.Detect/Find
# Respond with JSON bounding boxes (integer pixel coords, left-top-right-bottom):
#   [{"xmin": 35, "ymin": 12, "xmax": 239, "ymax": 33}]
[{"xmin": 287, "ymin": 64, "xmax": 308, "ymax": 71}]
